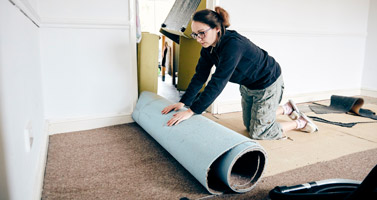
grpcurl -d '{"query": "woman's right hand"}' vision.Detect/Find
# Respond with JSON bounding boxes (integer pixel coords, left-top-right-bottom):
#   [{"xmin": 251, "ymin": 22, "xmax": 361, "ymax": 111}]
[{"xmin": 161, "ymin": 102, "xmax": 185, "ymax": 114}]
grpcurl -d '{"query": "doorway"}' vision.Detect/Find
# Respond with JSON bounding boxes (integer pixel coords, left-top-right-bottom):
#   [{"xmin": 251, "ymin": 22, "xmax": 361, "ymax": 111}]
[{"xmin": 138, "ymin": 0, "xmax": 180, "ymax": 103}]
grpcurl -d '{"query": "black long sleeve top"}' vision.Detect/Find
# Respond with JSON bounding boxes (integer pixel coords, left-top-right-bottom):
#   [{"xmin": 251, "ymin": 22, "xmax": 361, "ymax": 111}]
[{"xmin": 179, "ymin": 30, "xmax": 281, "ymax": 114}]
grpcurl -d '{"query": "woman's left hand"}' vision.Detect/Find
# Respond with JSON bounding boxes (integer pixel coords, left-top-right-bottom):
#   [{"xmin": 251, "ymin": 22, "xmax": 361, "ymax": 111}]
[{"xmin": 166, "ymin": 109, "xmax": 194, "ymax": 126}]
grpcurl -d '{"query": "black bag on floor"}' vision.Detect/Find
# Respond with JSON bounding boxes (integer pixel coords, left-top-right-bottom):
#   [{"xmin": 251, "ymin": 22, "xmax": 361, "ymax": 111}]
[{"xmin": 269, "ymin": 164, "xmax": 377, "ymax": 200}]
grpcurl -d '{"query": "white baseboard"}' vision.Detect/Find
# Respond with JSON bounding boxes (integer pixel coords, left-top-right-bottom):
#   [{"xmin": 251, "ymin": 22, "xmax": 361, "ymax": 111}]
[
  {"xmin": 361, "ymin": 88, "xmax": 377, "ymax": 98},
  {"xmin": 47, "ymin": 113, "xmax": 134, "ymax": 135},
  {"xmin": 281, "ymin": 89, "xmax": 362, "ymax": 105},
  {"xmin": 211, "ymin": 89, "xmax": 365, "ymax": 114},
  {"xmin": 211, "ymin": 100, "xmax": 242, "ymax": 114},
  {"xmin": 33, "ymin": 122, "xmax": 50, "ymax": 200}
]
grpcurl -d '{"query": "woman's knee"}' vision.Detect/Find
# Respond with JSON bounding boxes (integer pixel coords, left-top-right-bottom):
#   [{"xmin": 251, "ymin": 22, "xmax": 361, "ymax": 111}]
[{"xmin": 248, "ymin": 121, "xmax": 282, "ymax": 140}]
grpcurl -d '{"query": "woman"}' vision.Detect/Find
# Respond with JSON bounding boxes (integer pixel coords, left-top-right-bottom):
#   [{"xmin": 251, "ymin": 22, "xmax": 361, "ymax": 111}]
[
  {"xmin": 161, "ymin": 41, "xmax": 169, "ymax": 81},
  {"xmin": 161, "ymin": 7, "xmax": 318, "ymax": 139}
]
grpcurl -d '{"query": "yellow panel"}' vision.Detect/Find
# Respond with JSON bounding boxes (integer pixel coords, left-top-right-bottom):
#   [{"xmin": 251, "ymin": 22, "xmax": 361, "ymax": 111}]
[
  {"xmin": 137, "ymin": 32, "xmax": 159, "ymax": 95},
  {"xmin": 177, "ymin": 36, "xmax": 203, "ymax": 91}
]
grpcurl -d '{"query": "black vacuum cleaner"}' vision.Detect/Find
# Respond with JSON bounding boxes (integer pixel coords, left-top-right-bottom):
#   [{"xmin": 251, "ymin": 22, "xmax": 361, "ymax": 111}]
[{"xmin": 269, "ymin": 164, "xmax": 377, "ymax": 200}]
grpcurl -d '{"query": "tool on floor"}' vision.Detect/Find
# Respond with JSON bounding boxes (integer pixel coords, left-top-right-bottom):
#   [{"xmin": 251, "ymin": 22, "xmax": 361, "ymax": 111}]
[
  {"xmin": 269, "ymin": 164, "xmax": 377, "ymax": 200},
  {"xmin": 307, "ymin": 115, "xmax": 377, "ymax": 128}
]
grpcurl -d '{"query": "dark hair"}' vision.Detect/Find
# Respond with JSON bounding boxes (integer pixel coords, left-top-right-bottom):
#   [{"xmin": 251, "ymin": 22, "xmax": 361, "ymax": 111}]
[{"xmin": 192, "ymin": 6, "xmax": 230, "ymax": 39}]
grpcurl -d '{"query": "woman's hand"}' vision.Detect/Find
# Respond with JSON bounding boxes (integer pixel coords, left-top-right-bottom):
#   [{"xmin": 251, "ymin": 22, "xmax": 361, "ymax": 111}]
[
  {"xmin": 161, "ymin": 102, "xmax": 185, "ymax": 114},
  {"xmin": 166, "ymin": 109, "xmax": 194, "ymax": 126},
  {"xmin": 161, "ymin": 103, "xmax": 194, "ymax": 126}
]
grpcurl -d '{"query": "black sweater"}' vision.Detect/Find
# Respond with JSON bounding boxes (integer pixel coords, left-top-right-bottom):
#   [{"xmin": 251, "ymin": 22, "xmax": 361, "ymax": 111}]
[{"xmin": 180, "ymin": 30, "xmax": 281, "ymax": 114}]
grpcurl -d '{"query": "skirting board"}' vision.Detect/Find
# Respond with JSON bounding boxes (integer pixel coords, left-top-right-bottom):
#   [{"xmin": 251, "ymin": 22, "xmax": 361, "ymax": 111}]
[
  {"xmin": 361, "ymin": 88, "xmax": 377, "ymax": 98},
  {"xmin": 33, "ymin": 122, "xmax": 49, "ymax": 200},
  {"xmin": 47, "ymin": 113, "xmax": 134, "ymax": 135},
  {"xmin": 210, "ymin": 88, "xmax": 374, "ymax": 114},
  {"xmin": 209, "ymin": 99, "xmax": 242, "ymax": 114}
]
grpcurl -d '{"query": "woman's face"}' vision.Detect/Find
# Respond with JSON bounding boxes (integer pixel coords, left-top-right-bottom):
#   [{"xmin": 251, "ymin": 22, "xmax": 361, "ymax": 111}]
[{"xmin": 191, "ymin": 21, "xmax": 220, "ymax": 48}]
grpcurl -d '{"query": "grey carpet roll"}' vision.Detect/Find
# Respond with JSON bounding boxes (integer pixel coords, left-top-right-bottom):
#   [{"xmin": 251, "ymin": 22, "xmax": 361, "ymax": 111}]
[
  {"xmin": 132, "ymin": 91, "xmax": 267, "ymax": 194},
  {"xmin": 309, "ymin": 95, "xmax": 377, "ymax": 120}
]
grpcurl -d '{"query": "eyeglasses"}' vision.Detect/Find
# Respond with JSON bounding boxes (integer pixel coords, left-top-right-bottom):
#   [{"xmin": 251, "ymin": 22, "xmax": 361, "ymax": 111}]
[{"xmin": 190, "ymin": 28, "xmax": 212, "ymax": 39}]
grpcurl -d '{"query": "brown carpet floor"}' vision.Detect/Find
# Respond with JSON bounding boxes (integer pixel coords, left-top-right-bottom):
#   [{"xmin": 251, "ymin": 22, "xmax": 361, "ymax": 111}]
[{"xmin": 42, "ymin": 123, "xmax": 377, "ymax": 200}]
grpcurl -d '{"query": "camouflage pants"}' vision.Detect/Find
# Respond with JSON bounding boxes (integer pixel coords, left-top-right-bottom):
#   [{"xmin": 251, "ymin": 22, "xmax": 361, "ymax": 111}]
[{"xmin": 240, "ymin": 75, "xmax": 284, "ymax": 140}]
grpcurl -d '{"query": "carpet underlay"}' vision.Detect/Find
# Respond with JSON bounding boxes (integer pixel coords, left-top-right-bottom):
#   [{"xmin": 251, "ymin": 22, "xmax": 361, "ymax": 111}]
[{"xmin": 42, "ymin": 123, "xmax": 377, "ymax": 200}]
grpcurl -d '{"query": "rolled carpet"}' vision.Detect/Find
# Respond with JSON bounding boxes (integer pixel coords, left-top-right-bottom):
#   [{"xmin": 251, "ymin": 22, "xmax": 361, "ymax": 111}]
[
  {"xmin": 309, "ymin": 95, "xmax": 377, "ymax": 120},
  {"xmin": 132, "ymin": 91, "xmax": 267, "ymax": 194}
]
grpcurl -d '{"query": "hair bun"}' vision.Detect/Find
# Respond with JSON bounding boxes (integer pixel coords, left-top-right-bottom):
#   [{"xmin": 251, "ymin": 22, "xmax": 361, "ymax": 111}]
[{"xmin": 215, "ymin": 6, "xmax": 230, "ymax": 28}]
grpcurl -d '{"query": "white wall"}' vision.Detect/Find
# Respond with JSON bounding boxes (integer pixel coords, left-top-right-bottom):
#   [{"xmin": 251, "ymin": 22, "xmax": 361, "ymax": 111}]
[
  {"xmin": 0, "ymin": 0, "xmax": 46, "ymax": 199},
  {"xmin": 38, "ymin": 0, "xmax": 129, "ymax": 25},
  {"xmin": 362, "ymin": 0, "xmax": 377, "ymax": 93},
  {"xmin": 38, "ymin": 0, "xmax": 136, "ymax": 133},
  {"xmin": 1, "ymin": 0, "xmax": 136, "ymax": 199},
  {"xmin": 40, "ymin": 29, "xmax": 132, "ymax": 119},
  {"xmin": 213, "ymin": 0, "xmax": 371, "ymax": 113}
]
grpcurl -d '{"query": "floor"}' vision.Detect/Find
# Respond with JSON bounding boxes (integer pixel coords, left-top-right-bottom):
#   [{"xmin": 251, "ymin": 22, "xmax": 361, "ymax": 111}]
[
  {"xmin": 42, "ymin": 122, "xmax": 377, "ymax": 199},
  {"xmin": 203, "ymin": 98, "xmax": 377, "ymax": 177},
  {"xmin": 158, "ymin": 73, "xmax": 181, "ymax": 103},
  {"xmin": 42, "ymin": 122, "xmax": 377, "ymax": 200},
  {"xmin": 42, "ymin": 78, "xmax": 377, "ymax": 199},
  {"xmin": 157, "ymin": 76, "xmax": 377, "ymax": 177}
]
